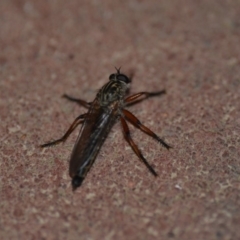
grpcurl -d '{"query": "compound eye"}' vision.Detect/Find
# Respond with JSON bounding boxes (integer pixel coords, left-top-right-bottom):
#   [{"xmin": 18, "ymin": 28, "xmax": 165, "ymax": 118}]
[
  {"xmin": 117, "ymin": 74, "xmax": 130, "ymax": 83},
  {"xmin": 109, "ymin": 74, "xmax": 116, "ymax": 81}
]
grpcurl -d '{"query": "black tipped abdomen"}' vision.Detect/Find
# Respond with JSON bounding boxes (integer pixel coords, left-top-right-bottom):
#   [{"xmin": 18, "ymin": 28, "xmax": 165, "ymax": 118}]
[{"xmin": 72, "ymin": 176, "xmax": 84, "ymax": 191}]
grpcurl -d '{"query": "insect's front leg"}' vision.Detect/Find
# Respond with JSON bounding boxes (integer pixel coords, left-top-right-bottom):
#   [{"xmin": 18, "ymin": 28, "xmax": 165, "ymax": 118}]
[
  {"xmin": 125, "ymin": 90, "xmax": 166, "ymax": 105},
  {"xmin": 40, "ymin": 113, "xmax": 86, "ymax": 148},
  {"xmin": 63, "ymin": 94, "xmax": 91, "ymax": 108}
]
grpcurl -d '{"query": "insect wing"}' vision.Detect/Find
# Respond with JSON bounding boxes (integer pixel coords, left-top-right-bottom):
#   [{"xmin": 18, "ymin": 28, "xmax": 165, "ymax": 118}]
[{"xmin": 69, "ymin": 100, "xmax": 117, "ymax": 181}]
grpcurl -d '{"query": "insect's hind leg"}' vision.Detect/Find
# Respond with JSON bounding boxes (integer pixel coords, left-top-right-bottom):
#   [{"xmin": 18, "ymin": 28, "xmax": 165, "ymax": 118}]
[
  {"xmin": 40, "ymin": 113, "xmax": 86, "ymax": 148},
  {"xmin": 122, "ymin": 109, "xmax": 171, "ymax": 150},
  {"xmin": 63, "ymin": 94, "xmax": 91, "ymax": 108},
  {"xmin": 120, "ymin": 117, "xmax": 158, "ymax": 176}
]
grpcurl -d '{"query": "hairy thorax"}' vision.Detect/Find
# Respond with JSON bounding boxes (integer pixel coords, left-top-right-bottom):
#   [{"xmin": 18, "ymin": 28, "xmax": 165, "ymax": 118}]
[{"xmin": 98, "ymin": 80, "xmax": 129, "ymax": 108}]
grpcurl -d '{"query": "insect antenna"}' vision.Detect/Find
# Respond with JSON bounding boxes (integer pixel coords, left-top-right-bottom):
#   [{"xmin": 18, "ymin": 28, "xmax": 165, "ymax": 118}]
[{"xmin": 115, "ymin": 66, "xmax": 121, "ymax": 74}]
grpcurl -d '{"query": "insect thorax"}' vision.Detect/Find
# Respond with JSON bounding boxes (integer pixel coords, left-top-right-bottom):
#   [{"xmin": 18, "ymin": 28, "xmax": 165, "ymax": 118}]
[{"xmin": 98, "ymin": 80, "xmax": 129, "ymax": 106}]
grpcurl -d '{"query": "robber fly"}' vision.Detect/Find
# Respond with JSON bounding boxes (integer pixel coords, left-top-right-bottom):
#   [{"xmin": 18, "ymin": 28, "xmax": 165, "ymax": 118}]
[{"xmin": 41, "ymin": 68, "xmax": 171, "ymax": 190}]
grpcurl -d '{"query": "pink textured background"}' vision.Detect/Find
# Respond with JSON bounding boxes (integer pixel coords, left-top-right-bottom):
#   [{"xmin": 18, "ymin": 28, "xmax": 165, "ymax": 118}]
[{"xmin": 1, "ymin": 0, "xmax": 240, "ymax": 239}]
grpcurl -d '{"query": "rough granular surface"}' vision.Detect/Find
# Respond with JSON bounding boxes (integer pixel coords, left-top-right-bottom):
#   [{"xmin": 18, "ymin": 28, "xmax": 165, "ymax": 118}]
[{"xmin": 1, "ymin": 0, "xmax": 240, "ymax": 239}]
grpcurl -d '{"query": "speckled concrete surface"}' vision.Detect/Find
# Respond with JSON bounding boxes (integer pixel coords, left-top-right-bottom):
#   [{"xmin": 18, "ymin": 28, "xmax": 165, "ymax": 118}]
[{"xmin": 1, "ymin": 0, "xmax": 240, "ymax": 239}]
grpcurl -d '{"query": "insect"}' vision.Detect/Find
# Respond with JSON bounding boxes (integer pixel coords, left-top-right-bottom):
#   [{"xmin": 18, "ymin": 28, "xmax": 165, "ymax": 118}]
[{"xmin": 41, "ymin": 68, "xmax": 171, "ymax": 190}]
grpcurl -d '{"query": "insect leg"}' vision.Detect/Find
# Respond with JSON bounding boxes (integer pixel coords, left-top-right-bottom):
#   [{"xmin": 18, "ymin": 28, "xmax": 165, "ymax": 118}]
[
  {"xmin": 63, "ymin": 94, "xmax": 91, "ymax": 108},
  {"xmin": 40, "ymin": 113, "xmax": 86, "ymax": 148},
  {"xmin": 122, "ymin": 109, "xmax": 171, "ymax": 150},
  {"xmin": 125, "ymin": 90, "xmax": 166, "ymax": 105},
  {"xmin": 120, "ymin": 117, "xmax": 158, "ymax": 176}
]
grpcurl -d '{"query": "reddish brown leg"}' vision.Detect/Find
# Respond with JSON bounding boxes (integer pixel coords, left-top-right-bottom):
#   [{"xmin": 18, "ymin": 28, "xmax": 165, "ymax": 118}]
[
  {"xmin": 125, "ymin": 90, "xmax": 166, "ymax": 105},
  {"xmin": 123, "ymin": 109, "xmax": 171, "ymax": 150},
  {"xmin": 40, "ymin": 113, "xmax": 86, "ymax": 148},
  {"xmin": 120, "ymin": 117, "xmax": 158, "ymax": 176},
  {"xmin": 63, "ymin": 94, "xmax": 91, "ymax": 108}
]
